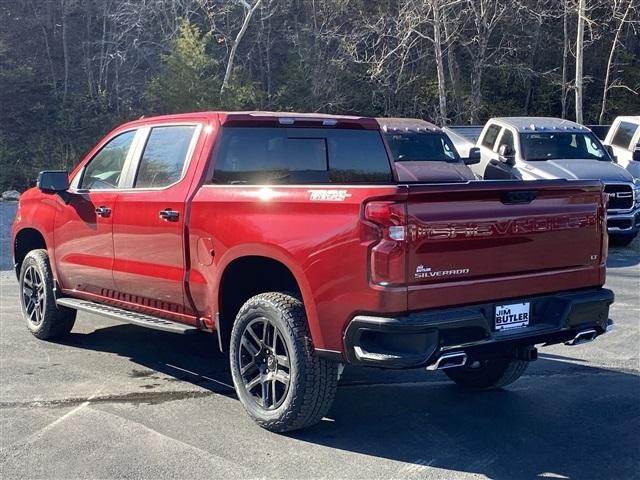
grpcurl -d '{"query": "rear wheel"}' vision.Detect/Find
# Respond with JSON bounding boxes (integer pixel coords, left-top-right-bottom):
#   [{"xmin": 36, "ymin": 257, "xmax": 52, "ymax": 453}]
[
  {"xmin": 229, "ymin": 292, "xmax": 338, "ymax": 432},
  {"xmin": 19, "ymin": 249, "xmax": 76, "ymax": 340},
  {"xmin": 445, "ymin": 357, "xmax": 528, "ymax": 390}
]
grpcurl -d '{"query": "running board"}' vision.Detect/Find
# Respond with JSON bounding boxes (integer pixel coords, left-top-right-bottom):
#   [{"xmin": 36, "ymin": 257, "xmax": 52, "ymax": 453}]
[{"xmin": 56, "ymin": 298, "xmax": 198, "ymax": 335}]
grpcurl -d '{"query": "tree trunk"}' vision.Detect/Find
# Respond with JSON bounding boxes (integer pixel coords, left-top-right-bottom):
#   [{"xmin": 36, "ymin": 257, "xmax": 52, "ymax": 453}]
[
  {"xmin": 29, "ymin": 0, "xmax": 57, "ymax": 93},
  {"xmin": 432, "ymin": 0, "xmax": 448, "ymax": 124},
  {"xmin": 61, "ymin": 0, "xmax": 70, "ymax": 105},
  {"xmin": 470, "ymin": 60, "xmax": 483, "ymax": 124},
  {"xmin": 575, "ymin": 0, "xmax": 585, "ymax": 124},
  {"xmin": 561, "ymin": 0, "xmax": 569, "ymax": 119},
  {"xmin": 599, "ymin": 1, "xmax": 632, "ymax": 124},
  {"xmin": 220, "ymin": 0, "xmax": 262, "ymax": 95},
  {"xmin": 442, "ymin": 16, "xmax": 461, "ymax": 119},
  {"xmin": 524, "ymin": 18, "xmax": 542, "ymax": 114}
]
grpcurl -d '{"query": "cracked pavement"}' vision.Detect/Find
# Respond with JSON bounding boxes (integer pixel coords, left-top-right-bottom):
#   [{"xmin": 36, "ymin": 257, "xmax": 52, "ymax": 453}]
[{"xmin": 0, "ymin": 201, "xmax": 638, "ymax": 479}]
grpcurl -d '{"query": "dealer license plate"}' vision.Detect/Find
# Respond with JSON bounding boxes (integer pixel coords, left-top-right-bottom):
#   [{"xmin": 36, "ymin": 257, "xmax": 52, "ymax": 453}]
[{"xmin": 495, "ymin": 302, "xmax": 530, "ymax": 331}]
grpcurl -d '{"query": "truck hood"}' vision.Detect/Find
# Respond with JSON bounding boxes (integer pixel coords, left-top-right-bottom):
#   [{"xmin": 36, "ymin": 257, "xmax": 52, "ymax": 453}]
[
  {"xmin": 522, "ymin": 159, "xmax": 634, "ymax": 182},
  {"xmin": 394, "ymin": 161, "xmax": 476, "ymax": 182}
]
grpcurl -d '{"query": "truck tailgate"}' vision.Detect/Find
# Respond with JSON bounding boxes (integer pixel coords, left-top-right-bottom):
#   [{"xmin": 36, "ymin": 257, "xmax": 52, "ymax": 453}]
[{"xmin": 405, "ymin": 180, "xmax": 606, "ymax": 311}]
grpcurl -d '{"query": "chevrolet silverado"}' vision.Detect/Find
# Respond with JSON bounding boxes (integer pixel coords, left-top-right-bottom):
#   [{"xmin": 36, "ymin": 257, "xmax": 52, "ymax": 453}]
[{"xmin": 12, "ymin": 111, "xmax": 614, "ymax": 432}]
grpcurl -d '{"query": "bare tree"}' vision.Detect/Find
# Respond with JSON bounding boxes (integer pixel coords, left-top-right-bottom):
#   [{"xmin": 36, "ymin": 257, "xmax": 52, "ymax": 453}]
[
  {"xmin": 428, "ymin": 0, "xmax": 448, "ymax": 124},
  {"xmin": 575, "ymin": 0, "xmax": 585, "ymax": 123},
  {"xmin": 462, "ymin": 0, "xmax": 510, "ymax": 123},
  {"xmin": 561, "ymin": 0, "xmax": 571, "ymax": 119},
  {"xmin": 220, "ymin": 0, "xmax": 261, "ymax": 95},
  {"xmin": 442, "ymin": 12, "xmax": 460, "ymax": 118},
  {"xmin": 61, "ymin": 0, "xmax": 71, "ymax": 105},
  {"xmin": 340, "ymin": 2, "xmax": 430, "ymax": 116},
  {"xmin": 598, "ymin": 0, "xmax": 638, "ymax": 124}
]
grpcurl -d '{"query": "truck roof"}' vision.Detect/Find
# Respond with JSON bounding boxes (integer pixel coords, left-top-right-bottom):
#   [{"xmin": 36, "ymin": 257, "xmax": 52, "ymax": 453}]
[
  {"xmin": 121, "ymin": 111, "xmax": 379, "ymax": 130},
  {"xmin": 613, "ymin": 115, "xmax": 640, "ymax": 123},
  {"xmin": 491, "ymin": 117, "xmax": 591, "ymax": 133},
  {"xmin": 376, "ymin": 117, "xmax": 441, "ymax": 133}
]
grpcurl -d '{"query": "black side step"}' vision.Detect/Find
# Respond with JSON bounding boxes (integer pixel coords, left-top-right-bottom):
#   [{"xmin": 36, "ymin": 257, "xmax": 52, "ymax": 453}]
[{"xmin": 56, "ymin": 298, "xmax": 198, "ymax": 335}]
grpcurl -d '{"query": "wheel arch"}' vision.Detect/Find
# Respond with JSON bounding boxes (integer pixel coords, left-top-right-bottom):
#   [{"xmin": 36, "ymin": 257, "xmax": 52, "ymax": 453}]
[
  {"xmin": 215, "ymin": 251, "xmax": 319, "ymax": 352},
  {"xmin": 13, "ymin": 227, "xmax": 48, "ymax": 278}
]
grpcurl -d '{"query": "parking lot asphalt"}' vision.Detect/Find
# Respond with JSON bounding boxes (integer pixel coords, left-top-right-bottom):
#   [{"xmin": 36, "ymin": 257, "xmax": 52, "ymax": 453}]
[{"xmin": 0, "ymin": 202, "xmax": 638, "ymax": 479}]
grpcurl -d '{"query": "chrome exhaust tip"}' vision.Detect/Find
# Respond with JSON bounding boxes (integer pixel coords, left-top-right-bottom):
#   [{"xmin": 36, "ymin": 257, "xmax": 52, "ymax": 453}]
[
  {"xmin": 565, "ymin": 328, "xmax": 598, "ymax": 346},
  {"xmin": 426, "ymin": 351, "xmax": 467, "ymax": 371}
]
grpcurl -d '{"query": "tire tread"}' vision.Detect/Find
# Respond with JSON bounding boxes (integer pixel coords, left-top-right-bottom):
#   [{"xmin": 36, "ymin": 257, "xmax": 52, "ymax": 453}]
[
  {"xmin": 20, "ymin": 249, "xmax": 75, "ymax": 340},
  {"xmin": 230, "ymin": 292, "xmax": 338, "ymax": 432}
]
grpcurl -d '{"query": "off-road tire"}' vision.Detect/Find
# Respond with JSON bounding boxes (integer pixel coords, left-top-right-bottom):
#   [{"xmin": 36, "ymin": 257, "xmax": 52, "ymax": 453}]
[
  {"xmin": 444, "ymin": 357, "xmax": 529, "ymax": 390},
  {"xmin": 19, "ymin": 249, "xmax": 76, "ymax": 340},
  {"xmin": 229, "ymin": 292, "xmax": 338, "ymax": 432}
]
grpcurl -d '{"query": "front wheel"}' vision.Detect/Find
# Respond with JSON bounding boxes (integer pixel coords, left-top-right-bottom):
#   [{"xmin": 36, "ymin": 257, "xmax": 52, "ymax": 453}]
[
  {"xmin": 19, "ymin": 249, "xmax": 76, "ymax": 340},
  {"xmin": 444, "ymin": 357, "xmax": 528, "ymax": 390},
  {"xmin": 229, "ymin": 292, "xmax": 338, "ymax": 432}
]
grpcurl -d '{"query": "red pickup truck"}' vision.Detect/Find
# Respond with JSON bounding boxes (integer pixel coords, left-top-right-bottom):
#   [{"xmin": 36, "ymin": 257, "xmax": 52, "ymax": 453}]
[{"xmin": 12, "ymin": 111, "xmax": 614, "ymax": 432}]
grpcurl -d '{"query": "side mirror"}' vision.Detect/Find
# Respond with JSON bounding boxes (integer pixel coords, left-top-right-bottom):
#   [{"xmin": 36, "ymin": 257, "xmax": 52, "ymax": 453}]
[
  {"xmin": 464, "ymin": 147, "xmax": 481, "ymax": 165},
  {"xmin": 37, "ymin": 170, "xmax": 69, "ymax": 193},
  {"xmin": 633, "ymin": 147, "xmax": 640, "ymax": 162},
  {"xmin": 498, "ymin": 144, "xmax": 516, "ymax": 167},
  {"xmin": 604, "ymin": 144, "xmax": 617, "ymax": 162}
]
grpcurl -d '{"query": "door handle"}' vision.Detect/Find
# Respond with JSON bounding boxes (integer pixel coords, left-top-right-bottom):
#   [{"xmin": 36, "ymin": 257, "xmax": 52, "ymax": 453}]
[
  {"xmin": 159, "ymin": 208, "xmax": 179, "ymax": 221},
  {"xmin": 95, "ymin": 206, "xmax": 111, "ymax": 217}
]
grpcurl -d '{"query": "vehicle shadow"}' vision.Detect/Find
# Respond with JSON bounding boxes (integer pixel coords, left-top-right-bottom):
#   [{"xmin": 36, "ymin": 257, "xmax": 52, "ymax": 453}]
[
  {"xmin": 60, "ymin": 324, "xmax": 237, "ymax": 396},
  {"xmin": 607, "ymin": 234, "xmax": 640, "ymax": 267},
  {"xmin": 60, "ymin": 323, "xmax": 640, "ymax": 480},
  {"xmin": 298, "ymin": 362, "xmax": 640, "ymax": 480},
  {"xmin": 607, "ymin": 245, "xmax": 640, "ymax": 268}
]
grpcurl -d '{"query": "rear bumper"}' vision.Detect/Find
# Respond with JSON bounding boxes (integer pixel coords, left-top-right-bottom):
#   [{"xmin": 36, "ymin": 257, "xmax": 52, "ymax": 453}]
[
  {"xmin": 607, "ymin": 206, "xmax": 640, "ymax": 234},
  {"xmin": 343, "ymin": 288, "xmax": 614, "ymax": 368}
]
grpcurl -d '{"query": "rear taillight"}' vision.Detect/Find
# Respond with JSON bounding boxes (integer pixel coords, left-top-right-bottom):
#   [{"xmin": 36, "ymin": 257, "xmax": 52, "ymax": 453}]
[
  {"xmin": 364, "ymin": 201, "xmax": 406, "ymax": 285},
  {"xmin": 601, "ymin": 192, "xmax": 609, "ymax": 261}
]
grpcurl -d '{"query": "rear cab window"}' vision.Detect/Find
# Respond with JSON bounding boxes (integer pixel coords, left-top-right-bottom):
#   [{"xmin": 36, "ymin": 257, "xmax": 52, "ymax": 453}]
[
  {"xmin": 611, "ymin": 121, "xmax": 639, "ymax": 150},
  {"xmin": 210, "ymin": 127, "xmax": 393, "ymax": 184},
  {"xmin": 497, "ymin": 129, "xmax": 515, "ymax": 153},
  {"xmin": 481, "ymin": 124, "xmax": 501, "ymax": 150}
]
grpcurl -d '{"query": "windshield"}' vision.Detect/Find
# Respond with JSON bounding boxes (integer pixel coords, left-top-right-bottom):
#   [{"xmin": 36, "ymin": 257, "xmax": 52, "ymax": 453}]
[
  {"xmin": 385, "ymin": 132, "xmax": 460, "ymax": 162},
  {"xmin": 521, "ymin": 132, "xmax": 609, "ymax": 161}
]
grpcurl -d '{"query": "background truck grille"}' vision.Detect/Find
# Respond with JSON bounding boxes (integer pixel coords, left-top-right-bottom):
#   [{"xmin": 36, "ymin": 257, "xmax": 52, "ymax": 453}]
[{"xmin": 605, "ymin": 184, "xmax": 634, "ymax": 210}]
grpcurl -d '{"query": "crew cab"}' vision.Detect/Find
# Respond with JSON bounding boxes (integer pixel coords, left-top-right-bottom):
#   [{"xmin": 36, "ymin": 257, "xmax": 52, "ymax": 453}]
[
  {"xmin": 603, "ymin": 116, "xmax": 640, "ymax": 178},
  {"xmin": 448, "ymin": 117, "xmax": 640, "ymax": 246},
  {"xmin": 13, "ymin": 111, "xmax": 614, "ymax": 432}
]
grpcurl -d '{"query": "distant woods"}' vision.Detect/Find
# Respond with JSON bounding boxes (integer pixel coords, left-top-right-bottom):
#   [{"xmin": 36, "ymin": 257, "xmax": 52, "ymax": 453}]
[{"xmin": 1, "ymin": 0, "xmax": 639, "ymax": 191}]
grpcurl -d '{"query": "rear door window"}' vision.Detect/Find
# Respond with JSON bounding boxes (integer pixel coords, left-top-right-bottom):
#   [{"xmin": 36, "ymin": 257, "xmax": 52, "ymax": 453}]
[
  {"xmin": 211, "ymin": 127, "xmax": 392, "ymax": 184},
  {"xmin": 481, "ymin": 124, "xmax": 501, "ymax": 150},
  {"xmin": 134, "ymin": 125, "xmax": 197, "ymax": 188},
  {"xmin": 611, "ymin": 121, "xmax": 638, "ymax": 149}
]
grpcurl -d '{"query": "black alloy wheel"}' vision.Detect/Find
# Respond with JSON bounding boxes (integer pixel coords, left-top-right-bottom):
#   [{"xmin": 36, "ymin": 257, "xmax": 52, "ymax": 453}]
[{"xmin": 238, "ymin": 317, "xmax": 291, "ymax": 410}]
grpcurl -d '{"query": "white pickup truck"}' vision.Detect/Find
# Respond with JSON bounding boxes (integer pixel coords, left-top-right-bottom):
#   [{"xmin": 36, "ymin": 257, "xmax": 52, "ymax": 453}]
[
  {"xmin": 603, "ymin": 116, "xmax": 640, "ymax": 178},
  {"xmin": 446, "ymin": 117, "xmax": 640, "ymax": 246}
]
